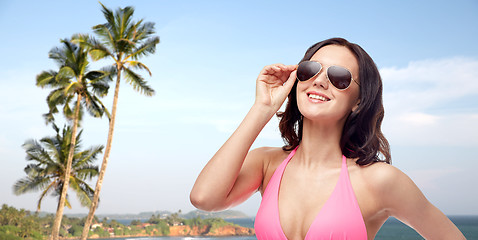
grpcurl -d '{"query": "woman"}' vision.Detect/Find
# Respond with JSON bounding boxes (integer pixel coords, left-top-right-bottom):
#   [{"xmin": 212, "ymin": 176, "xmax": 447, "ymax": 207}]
[{"xmin": 190, "ymin": 38, "xmax": 465, "ymax": 239}]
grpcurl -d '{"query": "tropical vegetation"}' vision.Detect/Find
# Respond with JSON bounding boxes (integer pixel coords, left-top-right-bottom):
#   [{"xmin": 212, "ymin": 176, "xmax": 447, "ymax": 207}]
[
  {"xmin": 0, "ymin": 205, "xmax": 251, "ymax": 239},
  {"xmin": 73, "ymin": 3, "xmax": 160, "ymax": 239},
  {"xmin": 35, "ymin": 38, "xmax": 111, "ymax": 239},
  {"xmin": 13, "ymin": 124, "xmax": 103, "ymax": 211},
  {"xmin": 14, "ymin": 2, "xmax": 159, "ymax": 239}
]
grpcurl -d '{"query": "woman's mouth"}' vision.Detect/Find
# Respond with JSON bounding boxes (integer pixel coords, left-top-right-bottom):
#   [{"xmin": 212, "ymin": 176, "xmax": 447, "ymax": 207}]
[{"xmin": 307, "ymin": 93, "xmax": 330, "ymax": 102}]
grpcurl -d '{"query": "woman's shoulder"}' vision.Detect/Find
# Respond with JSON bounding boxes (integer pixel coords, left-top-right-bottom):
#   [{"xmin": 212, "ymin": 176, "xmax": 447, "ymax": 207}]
[
  {"xmin": 360, "ymin": 161, "xmax": 402, "ymax": 178},
  {"xmin": 357, "ymin": 161, "xmax": 418, "ymax": 197},
  {"xmin": 251, "ymin": 146, "xmax": 292, "ymax": 166},
  {"xmin": 249, "ymin": 146, "xmax": 290, "ymax": 159}
]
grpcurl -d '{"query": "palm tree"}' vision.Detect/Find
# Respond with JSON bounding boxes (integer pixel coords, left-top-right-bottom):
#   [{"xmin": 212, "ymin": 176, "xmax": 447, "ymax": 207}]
[
  {"xmin": 36, "ymin": 39, "xmax": 111, "ymax": 240},
  {"xmin": 75, "ymin": 3, "xmax": 159, "ymax": 239},
  {"xmin": 13, "ymin": 124, "xmax": 103, "ymax": 236}
]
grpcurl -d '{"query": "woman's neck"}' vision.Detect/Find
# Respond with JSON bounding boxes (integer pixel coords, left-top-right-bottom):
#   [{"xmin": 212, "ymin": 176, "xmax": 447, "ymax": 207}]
[{"xmin": 296, "ymin": 118, "xmax": 345, "ymax": 168}]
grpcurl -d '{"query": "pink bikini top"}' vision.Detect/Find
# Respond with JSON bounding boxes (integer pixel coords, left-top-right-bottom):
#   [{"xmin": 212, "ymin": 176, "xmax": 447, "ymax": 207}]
[{"xmin": 254, "ymin": 147, "xmax": 367, "ymax": 239}]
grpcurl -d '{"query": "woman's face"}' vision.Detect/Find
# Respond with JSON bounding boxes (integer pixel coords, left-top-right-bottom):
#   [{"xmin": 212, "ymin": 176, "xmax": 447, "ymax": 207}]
[{"xmin": 296, "ymin": 44, "xmax": 360, "ymax": 124}]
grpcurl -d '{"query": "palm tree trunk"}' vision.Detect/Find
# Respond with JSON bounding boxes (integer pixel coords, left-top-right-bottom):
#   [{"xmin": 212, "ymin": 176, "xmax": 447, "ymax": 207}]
[
  {"xmin": 51, "ymin": 94, "xmax": 82, "ymax": 240},
  {"xmin": 80, "ymin": 69, "xmax": 121, "ymax": 240}
]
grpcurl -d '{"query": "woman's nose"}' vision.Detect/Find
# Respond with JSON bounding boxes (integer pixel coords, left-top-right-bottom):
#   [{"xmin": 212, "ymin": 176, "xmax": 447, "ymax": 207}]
[{"xmin": 312, "ymin": 70, "xmax": 329, "ymax": 90}]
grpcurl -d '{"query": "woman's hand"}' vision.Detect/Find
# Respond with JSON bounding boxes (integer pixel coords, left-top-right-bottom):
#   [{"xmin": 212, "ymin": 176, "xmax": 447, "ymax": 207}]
[
  {"xmin": 255, "ymin": 64, "xmax": 297, "ymax": 113},
  {"xmin": 190, "ymin": 63, "xmax": 297, "ymax": 212}
]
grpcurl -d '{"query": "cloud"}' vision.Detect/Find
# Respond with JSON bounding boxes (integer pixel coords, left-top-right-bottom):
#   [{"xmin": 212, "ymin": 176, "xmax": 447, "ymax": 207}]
[
  {"xmin": 380, "ymin": 57, "xmax": 478, "ymax": 146},
  {"xmin": 408, "ymin": 167, "xmax": 464, "ymax": 190},
  {"xmin": 399, "ymin": 112, "xmax": 439, "ymax": 126}
]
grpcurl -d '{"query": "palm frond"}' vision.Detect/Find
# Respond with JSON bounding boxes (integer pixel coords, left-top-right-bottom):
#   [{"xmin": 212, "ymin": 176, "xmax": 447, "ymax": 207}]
[
  {"xmin": 74, "ymin": 164, "xmax": 100, "ymax": 180},
  {"xmin": 24, "ymin": 163, "xmax": 45, "ymax": 177},
  {"xmin": 23, "ymin": 139, "xmax": 55, "ymax": 166},
  {"xmin": 69, "ymin": 178, "xmax": 93, "ymax": 207},
  {"xmin": 95, "ymin": 65, "xmax": 117, "ymax": 84},
  {"xmin": 46, "ymin": 88, "xmax": 68, "ymax": 109},
  {"xmin": 126, "ymin": 19, "xmax": 142, "ymax": 41},
  {"xmin": 36, "ymin": 181, "xmax": 56, "ymax": 211},
  {"xmin": 125, "ymin": 60, "xmax": 152, "ymax": 76},
  {"xmin": 92, "ymin": 48, "xmax": 112, "ymax": 62},
  {"xmin": 93, "ymin": 24, "xmax": 116, "ymax": 52},
  {"xmin": 39, "ymin": 138, "xmax": 62, "ymax": 168},
  {"xmin": 60, "ymin": 39, "xmax": 78, "ymax": 65},
  {"xmin": 123, "ymin": 67, "xmax": 155, "ymax": 96},
  {"xmin": 89, "ymin": 80, "xmax": 110, "ymax": 97},
  {"xmin": 84, "ymin": 70, "xmax": 103, "ymax": 80},
  {"xmin": 74, "ymin": 34, "xmax": 113, "ymax": 61},
  {"xmin": 99, "ymin": 2, "xmax": 116, "ymax": 32},
  {"xmin": 48, "ymin": 46, "xmax": 67, "ymax": 67},
  {"xmin": 74, "ymin": 145, "xmax": 103, "ymax": 168},
  {"xmin": 86, "ymin": 70, "xmax": 111, "ymax": 97},
  {"xmin": 13, "ymin": 176, "xmax": 51, "ymax": 195},
  {"xmin": 64, "ymin": 196, "xmax": 72, "ymax": 209},
  {"xmin": 36, "ymin": 70, "xmax": 58, "ymax": 88},
  {"xmin": 57, "ymin": 65, "xmax": 76, "ymax": 81},
  {"xmin": 62, "ymin": 100, "xmax": 74, "ymax": 120},
  {"xmin": 16, "ymin": 121, "xmax": 100, "ymax": 211},
  {"xmin": 127, "ymin": 36, "xmax": 159, "ymax": 61},
  {"xmin": 116, "ymin": 6, "xmax": 135, "ymax": 38},
  {"xmin": 71, "ymin": 33, "xmax": 91, "ymax": 49},
  {"xmin": 116, "ymin": 38, "xmax": 136, "ymax": 54},
  {"xmin": 70, "ymin": 178, "xmax": 95, "ymax": 207},
  {"xmin": 82, "ymin": 92, "xmax": 104, "ymax": 118},
  {"xmin": 63, "ymin": 82, "xmax": 82, "ymax": 96},
  {"xmin": 134, "ymin": 21, "xmax": 157, "ymax": 42}
]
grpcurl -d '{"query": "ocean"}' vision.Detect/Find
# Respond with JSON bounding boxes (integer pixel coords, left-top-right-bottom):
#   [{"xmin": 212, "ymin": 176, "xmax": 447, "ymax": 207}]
[{"xmin": 110, "ymin": 216, "xmax": 478, "ymax": 239}]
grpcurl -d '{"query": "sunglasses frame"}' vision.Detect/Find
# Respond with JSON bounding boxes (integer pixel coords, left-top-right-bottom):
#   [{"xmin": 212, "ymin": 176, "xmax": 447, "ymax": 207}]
[{"xmin": 297, "ymin": 60, "xmax": 360, "ymax": 91}]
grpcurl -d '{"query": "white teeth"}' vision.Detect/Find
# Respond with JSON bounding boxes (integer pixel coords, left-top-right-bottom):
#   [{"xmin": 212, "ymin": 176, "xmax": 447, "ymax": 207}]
[{"xmin": 309, "ymin": 94, "xmax": 328, "ymax": 101}]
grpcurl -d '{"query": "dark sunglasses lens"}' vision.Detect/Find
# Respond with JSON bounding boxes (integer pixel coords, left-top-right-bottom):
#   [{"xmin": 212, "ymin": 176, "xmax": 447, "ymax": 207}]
[
  {"xmin": 297, "ymin": 61, "xmax": 321, "ymax": 81},
  {"xmin": 327, "ymin": 66, "xmax": 352, "ymax": 89}
]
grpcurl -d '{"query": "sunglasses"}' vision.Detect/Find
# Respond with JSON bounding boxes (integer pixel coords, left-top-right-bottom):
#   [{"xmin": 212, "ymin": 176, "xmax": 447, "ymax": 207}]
[{"xmin": 296, "ymin": 60, "xmax": 359, "ymax": 90}]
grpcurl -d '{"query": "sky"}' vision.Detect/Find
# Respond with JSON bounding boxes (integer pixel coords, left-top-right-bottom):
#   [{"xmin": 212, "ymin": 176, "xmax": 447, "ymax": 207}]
[{"xmin": 1, "ymin": 0, "xmax": 477, "ymax": 217}]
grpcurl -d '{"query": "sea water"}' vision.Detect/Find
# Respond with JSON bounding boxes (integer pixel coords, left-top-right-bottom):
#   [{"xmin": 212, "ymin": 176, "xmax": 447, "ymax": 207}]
[{"xmin": 108, "ymin": 215, "xmax": 478, "ymax": 239}]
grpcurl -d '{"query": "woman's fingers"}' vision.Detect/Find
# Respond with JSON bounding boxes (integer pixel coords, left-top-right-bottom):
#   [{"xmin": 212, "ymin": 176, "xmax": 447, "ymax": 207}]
[
  {"xmin": 260, "ymin": 64, "xmax": 297, "ymax": 85},
  {"xmin": 283, "ymin": 69, "xmax": 297, "ymax": 90},
  {"xmin": 255, "ymin": 64, "xmax": 298, "ymax": 110}
]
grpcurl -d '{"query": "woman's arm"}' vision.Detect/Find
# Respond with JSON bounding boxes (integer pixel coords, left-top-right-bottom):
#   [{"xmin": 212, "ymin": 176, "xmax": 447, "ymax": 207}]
[
  {"xmin": 190, "ymin": 64, "xmax": 297, "ymax": 211},
  {"xmin": 377, "ymin": 165, "xmax": 466, "ymax": 239}
]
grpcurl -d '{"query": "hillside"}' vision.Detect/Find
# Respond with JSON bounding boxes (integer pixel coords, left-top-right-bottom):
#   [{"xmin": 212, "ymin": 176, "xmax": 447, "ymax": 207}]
[{"xmin": 58, "ymin": 209, "xmax": 251, "ymax": 220}]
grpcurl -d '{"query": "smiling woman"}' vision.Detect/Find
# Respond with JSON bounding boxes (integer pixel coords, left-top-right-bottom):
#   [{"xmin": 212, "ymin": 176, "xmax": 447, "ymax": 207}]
[{"xmin": 190, "ymin": 37, "xmax": 466, "ymax": 240}]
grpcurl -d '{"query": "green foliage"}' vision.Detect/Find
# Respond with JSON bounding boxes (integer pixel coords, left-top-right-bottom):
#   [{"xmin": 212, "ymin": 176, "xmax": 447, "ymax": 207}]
[
  {"xmin": 183, "ymin": 216, "xmax": 205, "ymax": 228},
  {"xmin": 104, "ymin": 219, "xmax": 124, "ymax": 228},
  {"xmin": 164, "ymin": 212, "xmax": 182, "ymax": 226},
  {"xmin": 0, "ymin": 226, "xmax": 21, "ymax": 239},
  {"xmin": 206, "ymin": 218, "xmax": 236, "ymax": 233},
  {"xmin": 0, "ymin": 232, "xmax": 22, "ymax": 240},
  {"xmin": 68, "ymin": 225, "xmax": 83, "ymax": 236},
  {"xmin": 93, "ymin": 226, "xmax": 109, "ymax": 237},
  {"xmin": 130, "ymin": 219, "xmax": 142, "ymax": 225},
  {"xmin": 0, "ymin": 205, "xmax": 43, "ymax": 239},
  {"xmin": 155, "ymin": 221, "xmax": 170, "ymax": 235},
  {"xmin": 125, "ymin": 225, "xmax": 142, "ymax": 235},
  {"xmin": 36, "ymin": 39, "xmax": 112, "ymax": 124},
  {"xmin": 0, "ymin": 204, "xmax": 247, "ymax": 238},
  {"xmin": 13, "ymin": 124, "xmax": 103, "ymax": 211},
  {"xmin": 113, "ymin": 228, "xmax": 123, "ymax": 236},
  {"xmin": 73, "ymin": 2, "xmax": 159, "ymax": 97},
  {"xmin": 182, "ymin": 217, "xmax": 237, "ymax": 234},
  {"xmin": 145, "ymin": 225, "xmax": 155, "ymax": 234}
]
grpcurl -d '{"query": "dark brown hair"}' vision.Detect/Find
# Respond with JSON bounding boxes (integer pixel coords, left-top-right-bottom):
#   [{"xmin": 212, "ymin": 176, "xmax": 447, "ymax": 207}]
[{"xmin": 277, "ymin": 38, "xmax": 391, "ymax": 165}]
